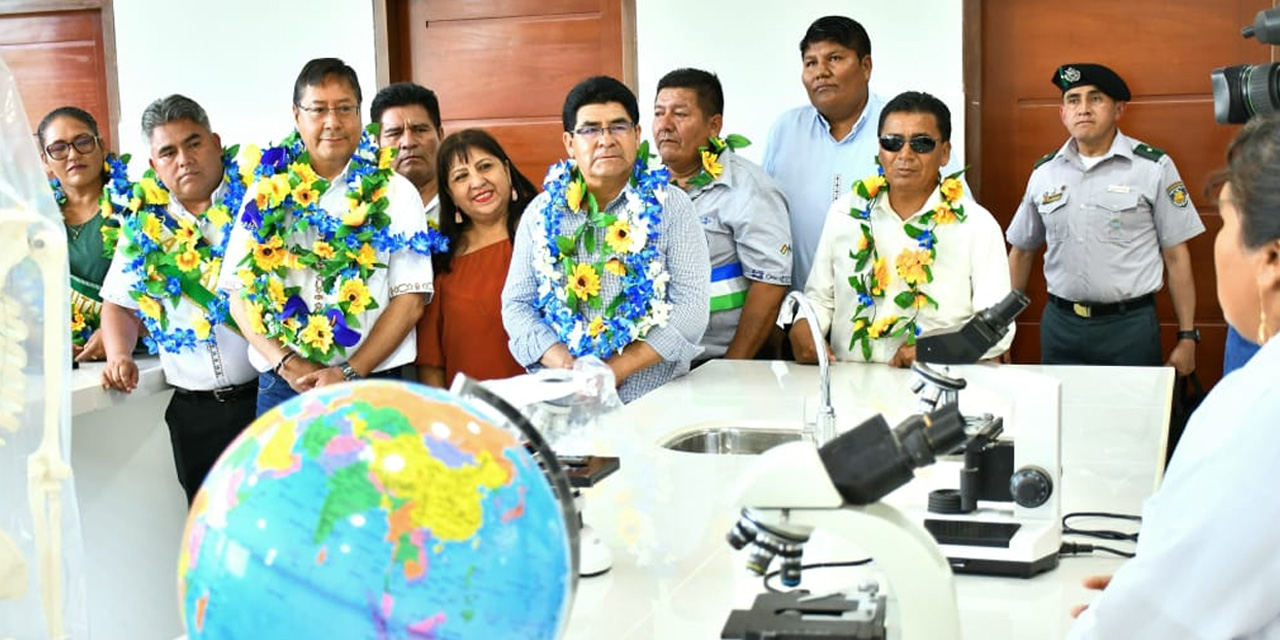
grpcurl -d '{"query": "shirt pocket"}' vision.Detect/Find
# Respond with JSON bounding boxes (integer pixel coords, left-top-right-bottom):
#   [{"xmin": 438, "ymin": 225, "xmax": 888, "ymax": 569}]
[
  {"xmin": 1093, "ymin": 191, "xmax": 1142, "ymax": 244},
  {"xmin": 1036, "ymin": 195, "xmax": 1070, "ymax": 242}
]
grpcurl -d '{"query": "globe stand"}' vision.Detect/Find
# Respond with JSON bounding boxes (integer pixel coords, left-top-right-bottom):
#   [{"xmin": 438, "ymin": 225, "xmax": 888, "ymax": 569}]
[{"xmin": 575, "ymin": 491, "xmax": 613, "ymax": 577}]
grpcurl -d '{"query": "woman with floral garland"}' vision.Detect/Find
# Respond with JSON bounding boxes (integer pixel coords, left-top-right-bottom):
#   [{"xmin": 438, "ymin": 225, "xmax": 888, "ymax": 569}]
[
  {"xmin": 415, "ymin": 129, "xmax": 538, "ymax": 387},
  {"xmin": 37, "ymin": 106, "xmax": 121, "ymax": 361}
]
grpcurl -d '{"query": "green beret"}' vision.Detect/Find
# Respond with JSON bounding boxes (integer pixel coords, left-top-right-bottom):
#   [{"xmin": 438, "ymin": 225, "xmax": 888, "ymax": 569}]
[{"xmin": 1052, "ymin": 63, "xmax": 1131, "ymax": 102}]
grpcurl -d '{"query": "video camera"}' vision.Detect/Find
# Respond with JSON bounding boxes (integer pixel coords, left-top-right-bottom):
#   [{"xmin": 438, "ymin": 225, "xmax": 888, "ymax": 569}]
[{"xmin": 1212, "ymin": 9, "xmax": 1280, "ymax": 124}]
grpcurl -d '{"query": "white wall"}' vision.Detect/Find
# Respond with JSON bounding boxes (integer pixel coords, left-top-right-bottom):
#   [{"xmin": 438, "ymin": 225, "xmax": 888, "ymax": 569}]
[
  {"xmin": 636, "ymin": 0, "xmax": 965, "ymax": 164},
  {"xmin": 111, "ymin": 0, "xmax": 377, "ymax": 164}
]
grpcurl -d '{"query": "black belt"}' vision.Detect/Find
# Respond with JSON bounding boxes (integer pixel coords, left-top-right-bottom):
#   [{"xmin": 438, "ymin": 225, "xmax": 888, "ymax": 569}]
[
  {"xmin": 1048, "ymin": 293, "xmax": 1155, "ymax": 319},
  {"xmin": 172, "ymin": 380, "xmax": 257, "ymax": 403}
]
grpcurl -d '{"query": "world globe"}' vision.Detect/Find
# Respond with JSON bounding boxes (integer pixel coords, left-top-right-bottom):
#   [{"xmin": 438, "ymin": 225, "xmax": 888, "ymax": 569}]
[{"xmin": 177, "ymin": 380, "xmax": 575, "ymax": 639}]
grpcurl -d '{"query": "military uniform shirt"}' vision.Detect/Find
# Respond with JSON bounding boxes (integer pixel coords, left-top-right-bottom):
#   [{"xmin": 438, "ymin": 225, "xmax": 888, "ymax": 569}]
[
  {"xmin": 685, "ymin": 150, "xmax": 792, "ymax": 360},
  {"xmin": 1006, "ymin": 130, "xmax": 1204, "ymax": 304}
]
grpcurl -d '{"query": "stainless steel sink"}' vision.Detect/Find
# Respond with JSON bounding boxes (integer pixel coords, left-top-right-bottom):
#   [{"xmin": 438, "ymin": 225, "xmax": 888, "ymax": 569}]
[{"xmin": 659, "ymin": 425, "xmax": 803, "ymax": 455}]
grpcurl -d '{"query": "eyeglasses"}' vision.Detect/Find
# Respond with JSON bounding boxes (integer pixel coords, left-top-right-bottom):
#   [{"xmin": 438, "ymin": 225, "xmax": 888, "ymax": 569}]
[
  {"xmin": 297, "ymin": 103, "xmax": 359, "ymax": 120},
  {"xmin": 44, "ymin": 133, "xmax": 99, "ymax": 160},
  {"xmin": 879, "ymin": 134, "xmax": 939, "ymax": 154},
  {"xmin": 573, "ymin": 122, "xmax": 635, "ymax": 140}
]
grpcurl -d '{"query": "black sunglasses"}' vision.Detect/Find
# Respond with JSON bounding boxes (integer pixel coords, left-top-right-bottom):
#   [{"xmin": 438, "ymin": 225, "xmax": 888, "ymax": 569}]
[
  {"xmin": 879, "ymin": 134, "xmax": 939, "ymax": 154},
  {"xmin": 44, "ymin": 133, "xmax": 99, "ymax": 161}
]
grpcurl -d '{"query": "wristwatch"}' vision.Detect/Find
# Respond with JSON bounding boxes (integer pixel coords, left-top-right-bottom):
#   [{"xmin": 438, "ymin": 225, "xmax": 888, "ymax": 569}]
[
  {"xmin": 338, "ymin": 361, "xmax": 362, "ymax": 381},
  {"xmin": 1177, "ymin": 328, "xmax": 1201, "ymax": 343}
]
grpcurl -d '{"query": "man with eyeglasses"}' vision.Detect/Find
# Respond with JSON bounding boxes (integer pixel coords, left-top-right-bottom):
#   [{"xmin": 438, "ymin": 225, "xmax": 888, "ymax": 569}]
[
  {"xmin": 218, "ymin": 58, "xmax": 434, "ymax": 415},
  {"xmin": 96, "ymin": 94, "xmax": 257, "ymax": 504},
  {"xmin": 1007, "ymin": 64, "xmax": 1202, "ymax": 373},
  {"xmin": 652, "ymin": 68, "xmax": 791, "ymax": 363},
  {"xmin": 763, "ymin": 16, "xmax": 964, "ymax": 292},
  {"xmin": 502, "ymin": 75, "xmax": 709, "ymax": 402},
  {"xmin": 790, "ymin": 91, "xmax": 1012, "ymax": 367},
  {"xmin": 371, "ymin": 82, "xmax": 444, "ymax": 225}
]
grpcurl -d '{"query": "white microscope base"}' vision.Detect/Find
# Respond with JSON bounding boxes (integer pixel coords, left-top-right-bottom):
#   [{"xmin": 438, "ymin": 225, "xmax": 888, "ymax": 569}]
[{"xmin": 578, "ymin": 523, "xmax": 612, "ymax": 577}]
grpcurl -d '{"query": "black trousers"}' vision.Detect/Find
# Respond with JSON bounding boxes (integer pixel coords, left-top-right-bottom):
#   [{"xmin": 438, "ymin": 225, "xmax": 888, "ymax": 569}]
[
  {"xmin": 1040, "ymin": 302, "xmax": 1162, "ymax": 367},
  {"xmin": 164, "ymin": 388, "xmax": 257, "ymax": 505}
]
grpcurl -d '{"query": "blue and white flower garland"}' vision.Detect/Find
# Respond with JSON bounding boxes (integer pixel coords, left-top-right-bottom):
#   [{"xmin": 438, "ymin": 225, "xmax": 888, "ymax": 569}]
[{"xmin": 533, "ymin": 153, "xmax": 673, "ymax": 359}]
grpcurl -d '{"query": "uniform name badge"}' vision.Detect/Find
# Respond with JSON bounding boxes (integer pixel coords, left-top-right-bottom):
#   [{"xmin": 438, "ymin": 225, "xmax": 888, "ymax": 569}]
[{"xmin": 1041, "ymin": 185, "xmax": 1066, "ymax": 206}]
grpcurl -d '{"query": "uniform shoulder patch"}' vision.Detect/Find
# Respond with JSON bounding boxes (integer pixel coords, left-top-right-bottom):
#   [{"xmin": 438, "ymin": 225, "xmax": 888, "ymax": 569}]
[
  {"xmin": 1166, "ymin": 181, "xmax": 1190, "ymax": 208},
  {"xmin": 1033, "ymin": 151, "xmax": 1058, "ymax": 170},
  {"xmin": 1133, "ymin": 143, "xmax": 1167, "ymax": 162}
]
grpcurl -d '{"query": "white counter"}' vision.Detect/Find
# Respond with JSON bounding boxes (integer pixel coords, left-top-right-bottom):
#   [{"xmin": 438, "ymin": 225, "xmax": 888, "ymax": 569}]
[{"xmin": 561, "ymin": 360, "xmax": 1174, "ymax": 640}]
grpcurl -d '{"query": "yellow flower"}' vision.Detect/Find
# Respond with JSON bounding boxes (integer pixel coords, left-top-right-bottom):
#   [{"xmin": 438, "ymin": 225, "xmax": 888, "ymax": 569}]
[
  {"xmin": 140, "ymin": 178, "xmax": 169, "ymax": 205},
  {"xmin": 239, "ymin": 145, "xmax": 261, "ymax": 183},
  {"xmin": 864, "ymin": 175, "xmax": 887, "ymax": 199},
  {"xmin": 174, "ymin": 220, "xmax": 199, "ymax": 248},
  {"xmin": 565, "ymin": 179, "xmax": 585, "ymax": 212},
  {"xmin": 378, "ymin": 146, "xmax": 395, "ymax": 170},
  {"xmin": 568, "ymin": 263, "xmax": 600, "ymax": 300},
  {"xmin": 588, "ymin": 315, "xmax": 605, "ymax": 337},
  {"xmin": 940, "ymin": 177, "xmax": 964, "ymax": 202},
  {"xmin": 913, "ymin": 293, "xmax": 930, "ymax": 309},
  {"xmin": 700, "ymin": 149, "xmax": 723, "ymax": 179},
  {"xmin": 355, "ymin": 243, "xmax": 377, "ymax": 268},
  {"xmin": 251, "ymin": 235, "xmax": 286, "ymax": 271},
  {"xmin": 175, "ymin": 248, "xmax": 201, "ymax": 272},
  {"xmin": 313, "ymin": 240, "xmax": 336, "ymax": 260},
  {"xmin": 100, "ymin": 198, "xmax": 112, "ymax": 218},
  {"xmin": 853, "ymin": 317, "xmax": 867, "ymax": 333},
  {"xmin": 868, "ymin": 314, "xmax": 898, "ymax": 339},
  {"xmin": 192, "ymin": 316, "xmax": 211, "ymax": 340},
  {"xmin": 605, "ymin": 220, "xmax": 634, "ymax": 254},
  {"xmin": 895, "ymin": 249, "xmax": 934, "ymax": 286},
  {"xmin": 270, "ymin": 175, "xmax": 292, "ymax": 205},
  {"xmin": 293, "ymin": 185, "xmax": 320, "ymax": 208},
  {"xmin": 237, "ymin": 268, "xmax": 256, "ymax": 288},
  {"xmin": 339, "ymin": 279, "xmax": 372, "ymax": 314},
  {"xmin": 243, "ymin": 301, "xmax": 266, "ymax": 335},
  {"xmin": 343, "ymin": 202, "xmax": 369, "ymax": 227},
  {"xmin": 282, "ymin": 250, "xmax": 302, "ymax": 270},
  {"xmin": 70, "ymin": 311, "xmax": 85, "ymax": 332},
  {"xmin": 289, "ymin": 161, "xmax": 318, "ymax": 185},
  {"xmin": 299, "ymin": 313, "xmax": 334, "ymax": 353},
  {"xmin": 206, "ymin": 205, "xmax": 231, "ymax": 228},
  {"xmin": 128, "ymin": 197, "xmax": 142, "ymax": 213},
  {"xmin": 142, "ymin": 215, "xmax": 165, "ymax": 241},
  {"xmin": 932, "ymin": 204, "xmax": 957, "ymax": 225},
  {"xmin": 371, "ymin": 186, "xmax": 387, "ymax": 203},
  {"xmin": 604, "ymin": 258, "xmax": 627, "ymax": 276},
  {"xmin": 137, "ymin": 295, "xmax": 163, "ymax": 320},
  {"xmin": 267, "ymin": 279, "xmax": 287, "ymax": 309},
  {"xmin": 870, "ymin": 257, "xmax": 890, "ymax": 296},
  {"xmin": 281, "ymin": 316, "xmax": 299, "ymax": 332},
  {"xmin": 856, "ymin": 234, "xmax": 869, "ymax": 252}
]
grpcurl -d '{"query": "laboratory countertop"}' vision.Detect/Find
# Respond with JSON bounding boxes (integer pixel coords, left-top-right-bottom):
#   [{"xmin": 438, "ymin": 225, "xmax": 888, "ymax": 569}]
[{"xmin": 71, "ymin": 356, "xmax": 168, "ymax": 416}]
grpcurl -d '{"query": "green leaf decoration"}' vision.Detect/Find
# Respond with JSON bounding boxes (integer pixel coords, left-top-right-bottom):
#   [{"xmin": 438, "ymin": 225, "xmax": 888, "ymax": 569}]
[
  {"xmin": 903, "ymin": 224, "xmax": 923, "ymax": 238},
  {"xmin": 584, "ymin": 228, "xmax": 597, "ymax": 254},
  {"xmin": 724, "ymin": 133, "xmax": 752, "ymax": 150},
  {"xmin": 556, "ymin": 235, "xmax": 576, "ymax": 257},
  {"xmin": 586, "ymin": 191, "xmax": 599, "ymax": 216},
  {"xmin": 566, "ymin": 289, "xmax": 578, "ymax": 309},
  {"xmin": 860, "ymin": 336, "xmax": 872, "ymax": 361},
  {"xmin": 894, "ymin": 290, "xmax": 917, "ymax": 309}
]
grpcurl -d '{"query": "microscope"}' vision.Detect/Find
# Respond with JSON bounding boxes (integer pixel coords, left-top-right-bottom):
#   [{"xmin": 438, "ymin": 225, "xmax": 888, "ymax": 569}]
[{"xmin": 723, "ymin": 291, "xmax": 1061, "ymax": 639}]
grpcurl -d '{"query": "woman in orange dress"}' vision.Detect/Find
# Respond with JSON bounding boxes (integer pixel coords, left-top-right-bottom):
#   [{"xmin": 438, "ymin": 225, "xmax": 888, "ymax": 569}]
[{"xmin": 416, "ymin": 129, "xmax": 539, "ymax": 387}]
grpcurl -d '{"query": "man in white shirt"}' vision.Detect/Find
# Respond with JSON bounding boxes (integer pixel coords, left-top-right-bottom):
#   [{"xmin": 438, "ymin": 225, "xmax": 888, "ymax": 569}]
[
  {"xmin": 99, "ymin": 94, "xmax": 257, "ymax": 504},
  {"xmin": 218, "ymin": 58, "xmax": 434, "ymax": 415},
  {"xmin": 371, "ymin": 81, "xmax": 443, "ymax": 226},
  {"xmin": 791, "ymin": 91, "xmax": 1012, "ymax": 366}
]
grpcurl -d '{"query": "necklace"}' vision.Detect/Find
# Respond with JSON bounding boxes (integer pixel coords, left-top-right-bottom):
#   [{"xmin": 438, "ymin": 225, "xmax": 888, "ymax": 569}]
[{"xmin": 66, "ymin": 219, "xmax": 91, "ymax": 242}]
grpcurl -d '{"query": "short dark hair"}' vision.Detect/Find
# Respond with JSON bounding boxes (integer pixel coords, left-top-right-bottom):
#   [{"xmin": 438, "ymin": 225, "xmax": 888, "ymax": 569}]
[
  {"xmin": 140, "ymin": 94, "xmax": 211, "ymax": 143},
  {"xmin": 370, "ymin": 82, "xmax": 442, "ymax": 131},
  {"xmin": 434, "ymin": 128, "xmax": 540, "ymax": 274},
  {"xmin": 800, "ymin": 15, "xmax": 872, "ymax": 59},
  {"xmin": 879, "ymin": 91, "xmax": 952, "ymax": 142},
  {"xmin": 561, "ymin": 76, "xmax": 638, "ymax": 132},
  {"xmin": 37, "ymin": 106, "xmax": 99, "ymax": 147},
  {"xmin": 1223, "ymin": 113, "xmax": 1280, "ymax": 249},
  {"xmin": 292, "ymin": 58, "xmax": 362, "ymax": 107},
  {"xmin": 656, "ymin": 68, "xmax": 724, "ymax": 118}
]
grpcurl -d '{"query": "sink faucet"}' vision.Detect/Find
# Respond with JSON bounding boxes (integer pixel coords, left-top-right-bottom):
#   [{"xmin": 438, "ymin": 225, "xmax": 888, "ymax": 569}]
[{"xmin": 782, "ymin": 291, "xmax": 836, "ymax": 446}]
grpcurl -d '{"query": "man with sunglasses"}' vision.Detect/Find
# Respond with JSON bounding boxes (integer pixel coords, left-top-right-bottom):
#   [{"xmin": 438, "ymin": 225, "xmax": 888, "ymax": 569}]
[
  {"xmin": 218, "ymin": 58, "xmax": 434, "ymax": 415},
  {"xmin": 1007, "ymin": 64, "xmax": 1203, "ymax": 374},
  {"xmin": 652, "ymin": 68, "xmax": 791, "ymax": 363},
  {"xmin": 502, "ymin": 75, "xmax": 709, "ymax": 402},
  {"xmin": 790, "ymin": 91, "xmax": 1012, "ymax": 367}
]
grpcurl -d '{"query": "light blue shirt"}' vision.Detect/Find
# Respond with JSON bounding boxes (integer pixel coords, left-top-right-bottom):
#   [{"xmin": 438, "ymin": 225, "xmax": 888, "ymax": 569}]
[
  {"xmin": 1069, "ymin": 336, "xmax": 1280, "ymax": 639},
  {"xmin": 763, "ymin": 94, "xmax": 965, "ymax": 290}
]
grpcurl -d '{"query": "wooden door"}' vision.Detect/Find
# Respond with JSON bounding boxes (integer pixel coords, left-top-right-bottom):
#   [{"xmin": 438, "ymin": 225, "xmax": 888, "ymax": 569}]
[
  {"xmin": 386, "ymin": 0, "xmax": 636, "ymax": 186},
  {"xmin": 0, "ymin": 3, "xmax": 116, "ymax": 152},
  {"xmin": 971, "ymin": 0, "xmax": 1275, "ymax": 389}
]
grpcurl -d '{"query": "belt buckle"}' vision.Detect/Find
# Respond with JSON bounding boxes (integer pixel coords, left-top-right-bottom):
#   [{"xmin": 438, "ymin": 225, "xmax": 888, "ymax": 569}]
[
  {"xmin": 211, "ymin": 385, "xmax": 235, "ymax": 403},
  {"xmin": 1072, "ymin": 303, "xmax": 1091, "ymax": 318}
]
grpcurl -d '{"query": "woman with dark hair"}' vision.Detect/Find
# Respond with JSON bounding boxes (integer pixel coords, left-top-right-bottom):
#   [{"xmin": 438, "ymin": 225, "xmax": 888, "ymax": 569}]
[
  {"xmin": 37, "ymin": 105, "xmax": 121, "ymax": 361},
  {"xmin": 1068, "ymin": 113, "xmax": 1280, "ymax": 638},
  {"xmin": 415, "ymin": 129, "xmax": 539, "ymax": 387}
]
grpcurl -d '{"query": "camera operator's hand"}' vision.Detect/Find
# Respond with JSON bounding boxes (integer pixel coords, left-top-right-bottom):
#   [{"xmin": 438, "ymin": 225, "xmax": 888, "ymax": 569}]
[{"xmin": 1069, "ymin": 574, "xmax": 1113, "ymax": 618}]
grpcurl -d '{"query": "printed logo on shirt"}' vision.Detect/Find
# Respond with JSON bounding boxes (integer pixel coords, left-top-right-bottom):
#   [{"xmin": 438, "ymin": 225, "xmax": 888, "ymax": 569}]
[{"xmin": 1166, "ymin": 181, "xmax": 1190, "ymax": 208}]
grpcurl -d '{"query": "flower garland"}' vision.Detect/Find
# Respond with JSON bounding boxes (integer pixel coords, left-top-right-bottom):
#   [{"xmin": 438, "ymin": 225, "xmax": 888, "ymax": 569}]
[
  {"xmin": 116, "ymin": 146, "xmax": 256, "ymax": 354},
  {"xmin": 846, "ymin": 167, "xmax": 967, "ymax": 360},
  {"xmin": 685, "ymin": 134, "xmax": 750, "ymax": 189},
  {"xmin": 235, "ymin": 124, "xmax": 447, "ymax": 362},
  {"xmin": 533, "ymin": 141, "xmax": 673, "ymax": 359}
]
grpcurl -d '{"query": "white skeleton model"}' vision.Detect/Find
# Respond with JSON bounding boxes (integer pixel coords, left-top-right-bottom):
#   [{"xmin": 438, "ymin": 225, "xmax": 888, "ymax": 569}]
[{"xmin": 0, "ymin": 57, "xmax": 84, "ymax": 640}]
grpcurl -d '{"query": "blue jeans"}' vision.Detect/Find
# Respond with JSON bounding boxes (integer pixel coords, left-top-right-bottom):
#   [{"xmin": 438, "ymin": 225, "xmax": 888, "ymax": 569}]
[{"xmin": 255, "ymin": 367, "xmax": 406, "ymax": 417}]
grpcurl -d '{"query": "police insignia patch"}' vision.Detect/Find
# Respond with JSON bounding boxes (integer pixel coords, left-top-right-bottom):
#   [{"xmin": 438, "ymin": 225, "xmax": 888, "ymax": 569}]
[
  {"xmin": 1166, "ymin": 181, "xmax": 1189, "ymax": 207},
  {"xmin": 1062, "ymin": 67, "xmax": 1081, "ymax": 83}
]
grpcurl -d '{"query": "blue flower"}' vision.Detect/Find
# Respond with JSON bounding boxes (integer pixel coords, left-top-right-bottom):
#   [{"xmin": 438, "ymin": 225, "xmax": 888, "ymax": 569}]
[
  {"xmin": 165, "ymin": 276, "xmax": 182, "ymax": 297},
  {"xmin": 261, "ymin": 146, "xmax": 288, "ymax": 172},
  {"xmin": 241, "ymin": 199, "xmax": 262, "ymax": 230}
]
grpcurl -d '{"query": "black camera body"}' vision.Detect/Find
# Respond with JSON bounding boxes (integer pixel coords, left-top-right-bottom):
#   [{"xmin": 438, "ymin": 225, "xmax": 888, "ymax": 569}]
[{"xmin": 1212, "ymin": 9, "xmax": 1280, "ymax": 124}]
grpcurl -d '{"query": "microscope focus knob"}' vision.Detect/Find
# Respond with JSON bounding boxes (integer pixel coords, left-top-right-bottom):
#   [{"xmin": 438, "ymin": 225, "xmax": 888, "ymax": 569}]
[{"xmin": 1010, "ymin": 466, "xmax": 1053, "ymax": 508}]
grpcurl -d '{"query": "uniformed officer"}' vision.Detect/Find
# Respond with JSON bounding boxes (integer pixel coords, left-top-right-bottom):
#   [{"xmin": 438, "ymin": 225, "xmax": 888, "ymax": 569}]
[
  {"xmin": 652, "ymin": 68, "xmax": 792, "ymax": 362},
  {"xmin": 1007, "ymin": 63, "xmax": 1203, "ymax": 374}
]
